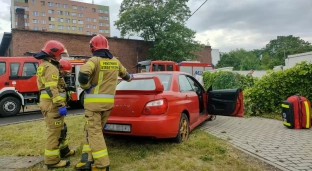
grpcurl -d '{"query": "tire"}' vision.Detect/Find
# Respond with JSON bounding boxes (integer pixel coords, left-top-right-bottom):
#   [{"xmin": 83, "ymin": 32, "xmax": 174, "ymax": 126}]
[
  {"xmin": 0, "ymin": 96, "xmax": 21, "ymax": 117},
  {"xmin": 80, "ymin": 92, "xmax": 84, "ymax": 108},
  {"xmin": 173, "ymin": 113, "xmax": 190, "ymax": 143}
]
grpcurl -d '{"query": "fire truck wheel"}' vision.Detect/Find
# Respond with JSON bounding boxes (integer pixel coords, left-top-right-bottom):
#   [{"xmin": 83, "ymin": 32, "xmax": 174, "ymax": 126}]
[{"xmin": 0, "ymin": 96, "xmax": 21, "ymax": 117}]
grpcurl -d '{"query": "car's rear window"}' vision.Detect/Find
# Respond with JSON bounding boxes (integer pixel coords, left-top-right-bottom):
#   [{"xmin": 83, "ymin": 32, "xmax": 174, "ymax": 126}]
[{"xmin": 117, "ymin": 74, "xmax": 172, "ymax": 91}]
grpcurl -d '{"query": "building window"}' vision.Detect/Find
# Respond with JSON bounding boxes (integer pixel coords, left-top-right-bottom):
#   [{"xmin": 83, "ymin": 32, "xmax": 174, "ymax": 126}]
[
  {"xmin": 93, "ymin": 25, "xmax": 96, "ymax": 29},
  {"xmin": 48, "ymin": 9, "xmax": 54, "ymax": 14},
  {"xmin": 66, "ymin": 26, "xmax": 70, "ymax": 30},
  {"xmin": 72, "ymin": 26, "xmax": 76, "ymax": 30},
  {"xmin": 40, "ymin": 1, "xmax": 45, "ymax": 6},
  {"xmin": 63, "ymin": 4, "xmax": 68, "ymax": 8},
  {"xmin": 24, "ymin": 14, "xmax": 29, "ymax": 19},
  {"xmin": 25, "ymin": 22, "xmax": 30, "ymax": 26},
  {"xmin": 80, "ymin": 6, "xmax": 83, "ymax": 10},
  {"xmin": 65, "ymin": 18, "xmax": 70, "ymax": 23},
  {"xmin": 49, "ymin": 24, "xmax": 55, "ymax": 28},
  {"xmin": 32, "ymin": 11, "xmax": 39, "ymax": 16},
  {"xmin": 99, "ymin": 16, "xmax": 103, "ymax": 20},
  {"xmin": 48, "ymin": 17, "xmax": 55, "ymax": 21},
  {"xmin": 72, "ymin": 19, "xmax": 76, "ymax": 24},
  {"xmin": 25, "ymin": 7, "xmax": 29, "ymax": 11},
  {"xmin": 86, "ymin": 31, "xmax": 91, "ymax": 35},
  {"xmin": 99, "ymin": 29, "xmax": 104, "ymax": 33},
  {"xmin": 78, "ymin": 13, "xmax": 83, "ymax": 17},
  {"xmin": 98, "ymin": 9, "xmax": 103, "ymax": 13},
  {"xmin": 105, "ymin": 30, "xmax": 110, "ymax": 33},
  {"xmin": 86, "ymin": 18, "xmax": 91, "ymax": 22},
  {"xmin": 104, "ymin": 10, "xmax": 108, "ymax": 14},
  {"xmin": 93, "ymin": 18, "xmax": 96, "ymax": 22},
  {"xmin": 48, "ymin": 2, "xmax": 54, "ymax": 6},
  {"xmin": 72, "ymin": 5, "xmax": 77, "ymax": 9},
  {"xmin": 86, "ymin": 24, "xmax": 91, "ymax": 28},
  {"xmin": 104, "ymin": 17, "xmax": 109, "ymax": 20},
  {"xmin": 71, "ymin": 12, "xmax": 76, "ymax": 16},
  {"xmin": 56, "ymin": 3, "xmax": 60, "ymax": 7},
  {"xmin": 78, "ymin": 20, "xmax": 83, "ymax": 24},
  {"xmin": 92, "ymin": 8, "xmax": 96, "ymax": 12},
  {"xmin": 42, "ymin": 20, "xmax": 46, "ymax": 24},
  {"xmin": 99, "ymin": 23, "xmax": 103, "ymax": 26},
  {"xmin": 57, "ymin": 10, "xmax": 63, "ymax": 15},
  {"xmin": 58, "ymin": 25, "xmax": 64, "ymax": 30},
  {"xmin": 93, "ymin": 32, "xmax": 97, "ymax": 35},
  {"xmin": 58, "ymin": 18, "xmax": 63, "ymax": 22},
  {"xmin": 85, "ymin": 7, "xmax": 88, "ymax": 11},
  {"xmin": 65, "ymin": 11, "xmax": 70, "ymax": 16},
  {"xmin": 32, "ymin": 0, "xmax": 35, "ymax": 4},
  {"xmin": 32, "ymin": 19, "xmax": 39, "ymax": 23},
  {"xmin": 41, "ymin": 12, "xmax": 45, "ymax": 16},
  {"xmin": 79, "ymin": 27, "xmax": 83, "ymax": 31}
]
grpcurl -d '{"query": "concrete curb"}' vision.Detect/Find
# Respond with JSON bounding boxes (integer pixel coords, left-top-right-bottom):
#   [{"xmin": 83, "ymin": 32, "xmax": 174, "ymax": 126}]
[{"xmin": 0, "ymin": 113, "xmax": 83, "ymax": 127}]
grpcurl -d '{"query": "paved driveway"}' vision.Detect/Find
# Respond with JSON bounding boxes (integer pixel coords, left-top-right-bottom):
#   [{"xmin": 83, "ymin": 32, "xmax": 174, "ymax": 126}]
[{"xmin": 200, "ymin": 116, "xmax": 312, "ymax": 171}]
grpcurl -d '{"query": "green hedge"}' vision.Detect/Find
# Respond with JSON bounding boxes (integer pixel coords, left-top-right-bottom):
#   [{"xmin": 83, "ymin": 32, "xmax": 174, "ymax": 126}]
[{"xmin": 203, "ymin": 61, "xmax": 312, "ymax": 116}]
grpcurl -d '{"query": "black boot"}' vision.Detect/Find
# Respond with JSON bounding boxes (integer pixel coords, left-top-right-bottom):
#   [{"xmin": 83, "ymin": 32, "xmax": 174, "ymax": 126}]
[
  {"xmin": 75, "ymin": 153, "xmax": 94, "ymax": 171},
  {"xmin": 60, "ymin": 146, "xmax": 75, "ymax": 158}
]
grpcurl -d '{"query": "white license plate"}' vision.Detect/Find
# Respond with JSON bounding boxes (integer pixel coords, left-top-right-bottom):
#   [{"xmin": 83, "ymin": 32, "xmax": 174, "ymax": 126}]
[{"xmin": 104, "ymin": 124, "xmax": 131, "ymax": 132}]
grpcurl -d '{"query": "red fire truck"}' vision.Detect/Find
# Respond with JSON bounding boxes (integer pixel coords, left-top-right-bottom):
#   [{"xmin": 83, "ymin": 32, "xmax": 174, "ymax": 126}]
[
  {"xmin": 135, "ymin": 59, "xmax": 214, "ymax": 75},
  {"xmin": 0, "ymin": 55, "xmax": 88, "ymax": 117}
]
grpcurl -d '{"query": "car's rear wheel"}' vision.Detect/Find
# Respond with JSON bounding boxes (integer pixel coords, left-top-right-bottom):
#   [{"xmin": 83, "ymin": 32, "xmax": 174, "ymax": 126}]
[{"xmin": 173, "ymin": 113, "xmax": 190, "ymax": 143}]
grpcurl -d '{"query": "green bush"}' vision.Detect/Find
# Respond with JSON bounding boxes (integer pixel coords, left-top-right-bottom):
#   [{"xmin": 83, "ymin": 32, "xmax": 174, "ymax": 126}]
[
  {"xmin": 202, "ymin": 70, "xmax": 256, "ymax": 90},
  {"xmin": 244, "ymin": 61, "xmax": 312, "ymax": 115}
]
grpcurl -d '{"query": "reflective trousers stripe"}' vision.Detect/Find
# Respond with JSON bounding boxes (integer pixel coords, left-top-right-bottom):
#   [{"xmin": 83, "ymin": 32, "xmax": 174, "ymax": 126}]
[
  {"xmin": 82, "ymin": 144, "xmax": 91, "ymax": 152},
  {"xmin": 40, "ymin": 92, "xmax": 66, "ymax": 102},
  {"xmin": 84, "ymin": 94, "xmax": 114, "ymax": 103},
  {"xmin": 45, "ymin": 149, "xmax": 60, "ymax": 156},
  {"xmin": 92, "ymin": 149, "xmax": 108, "ymax": 159},
  {"xmin": 41, "ymin": 91, "xmax": 66, "ymax": 98},
  {"xmin": 59, "ymin": 139, "xmax": 69, "ymax": 149}
]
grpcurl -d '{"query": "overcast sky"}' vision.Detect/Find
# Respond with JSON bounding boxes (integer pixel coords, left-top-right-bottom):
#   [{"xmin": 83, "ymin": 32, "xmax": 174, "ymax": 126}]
[{"xmin": 0, "ymin": 0, "xmax": 311, "ymax": 52}]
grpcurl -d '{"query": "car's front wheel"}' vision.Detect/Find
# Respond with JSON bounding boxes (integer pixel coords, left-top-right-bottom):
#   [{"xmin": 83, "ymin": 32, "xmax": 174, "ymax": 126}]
[{"xmin": 173, "ymin": 113, "xmax": 190, "ymax": 143}]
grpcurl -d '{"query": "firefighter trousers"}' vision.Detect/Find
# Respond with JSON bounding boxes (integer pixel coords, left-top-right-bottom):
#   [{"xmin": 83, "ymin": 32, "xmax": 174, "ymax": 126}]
[
  {"xmin": 39, "ymin": 99, "xmax": 71, "ymax": 165},
  {"xmin": 80, "ymin": 109, "xmax": 110, "ymax": 168}
]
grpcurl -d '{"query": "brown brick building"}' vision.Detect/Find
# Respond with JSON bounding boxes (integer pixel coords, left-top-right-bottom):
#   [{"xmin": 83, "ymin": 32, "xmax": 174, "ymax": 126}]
[{"xmin": 0, "ymin": 8, "xmax": 212, "ymax": 73}]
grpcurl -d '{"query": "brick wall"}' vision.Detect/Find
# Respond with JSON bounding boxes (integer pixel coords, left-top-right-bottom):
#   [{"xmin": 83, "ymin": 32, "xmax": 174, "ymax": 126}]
[{"xmin": 9, "ymin": 29, "xmax": 212, "ymax": 73}]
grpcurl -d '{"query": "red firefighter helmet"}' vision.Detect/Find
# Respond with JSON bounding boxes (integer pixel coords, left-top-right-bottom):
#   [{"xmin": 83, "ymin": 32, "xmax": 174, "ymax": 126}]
[
  {"xmin": 59, "ymin": 59, "xmax": 72, "ymax": 72},
  {"xmin": 89, "ymin": 34, "xmax": 109, "ymax": 52},
  {"xmin": 42, "ymin": 40, "xmax": 67, "ymax": 57}
]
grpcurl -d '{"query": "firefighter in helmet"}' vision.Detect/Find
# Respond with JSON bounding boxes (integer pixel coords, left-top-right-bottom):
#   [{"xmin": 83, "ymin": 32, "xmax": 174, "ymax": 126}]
[
  {"xmin": 75, "ymin": 34, "xmax": 133, "ymax": 171},
  {"xmin": 33, "ymin": 40, "xmax": 75, "ymax": 169}
]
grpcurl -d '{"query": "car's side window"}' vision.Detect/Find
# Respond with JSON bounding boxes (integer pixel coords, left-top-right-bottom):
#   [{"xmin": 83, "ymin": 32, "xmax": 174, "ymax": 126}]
[
  {"xmin": 10, "ymin": 62, "xmax": 20, "ymax": 76},
  {"xmin": 178, "ymin": 75, "xmax": 193, "ymax": 92},
  {"xmin": 22, "ymin": 62, "xmax": 38, "ymax": 76},
  {"xmin": 186, "ymin": 76, "xmax": 202, "ymax": 93},
  {"xmin": 0, "ymin": 62, "xmax": 5, "ymax": 76}
]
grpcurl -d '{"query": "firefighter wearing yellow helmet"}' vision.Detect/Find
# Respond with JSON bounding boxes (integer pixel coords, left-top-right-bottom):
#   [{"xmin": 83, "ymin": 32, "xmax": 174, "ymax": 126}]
[{"xmin": 75, "ymin": 35, "xmax": 133, "ymax": 171}]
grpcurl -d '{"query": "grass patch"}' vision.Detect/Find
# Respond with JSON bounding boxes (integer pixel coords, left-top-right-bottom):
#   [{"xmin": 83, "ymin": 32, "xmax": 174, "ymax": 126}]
[{"xmin": 0, "ymin": 115, "xmax": 279, "ymax": 171}]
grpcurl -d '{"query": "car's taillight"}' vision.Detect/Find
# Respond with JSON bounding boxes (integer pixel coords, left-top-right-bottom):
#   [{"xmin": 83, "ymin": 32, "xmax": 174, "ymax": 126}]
[{"xmin": 143, "ymin": 99, "xmax": 168, "ymax": 115}]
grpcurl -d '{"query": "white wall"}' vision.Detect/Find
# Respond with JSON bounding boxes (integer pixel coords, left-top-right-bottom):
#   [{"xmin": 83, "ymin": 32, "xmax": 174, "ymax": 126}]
[
  {"xmin": 211, "ymin": 49, "xmax": 220, "ymax": 66},
  {"xmin": 284, "ymin": 51, "xmax": 312, "ymax": 69}
]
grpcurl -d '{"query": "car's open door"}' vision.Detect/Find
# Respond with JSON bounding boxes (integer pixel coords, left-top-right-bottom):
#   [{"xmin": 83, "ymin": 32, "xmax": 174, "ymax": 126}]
[{"xmin": 206, "ymin": 87, "xmax": 244, "ymax": 117}]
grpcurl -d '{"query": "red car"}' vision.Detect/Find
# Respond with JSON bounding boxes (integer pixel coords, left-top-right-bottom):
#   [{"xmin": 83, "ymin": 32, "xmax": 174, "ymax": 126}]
[{"xmin": 103, "ymin": 71, "xmax": 244, "ymax": 143}]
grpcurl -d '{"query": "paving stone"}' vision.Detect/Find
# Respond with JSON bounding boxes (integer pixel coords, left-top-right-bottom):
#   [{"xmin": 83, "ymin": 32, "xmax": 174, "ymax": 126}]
[
  {"xmin": 200, "ymin": 116, "xmax": 312, "ymax": 171},
  {"xmin": 0, "ymin": 156, "xmax": 43, "ymax": 170}
]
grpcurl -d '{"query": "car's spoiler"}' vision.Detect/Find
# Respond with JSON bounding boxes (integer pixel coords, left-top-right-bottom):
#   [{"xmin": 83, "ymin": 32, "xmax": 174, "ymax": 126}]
[{"xmin": 117, "ymin": 76, "xmax": 164, "ymax": 93}]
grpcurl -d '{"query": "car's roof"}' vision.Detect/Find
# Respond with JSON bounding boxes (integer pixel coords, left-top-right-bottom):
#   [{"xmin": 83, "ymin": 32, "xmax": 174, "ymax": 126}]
[{"xmin": 134, "ymin": 71, "xmax": 191, "ymax": 76}]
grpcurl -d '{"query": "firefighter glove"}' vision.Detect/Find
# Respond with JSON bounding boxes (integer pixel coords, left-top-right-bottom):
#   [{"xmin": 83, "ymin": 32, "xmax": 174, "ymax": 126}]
[
  {"xmin": 58, "ymin": 106, "xmax": 67, "ymax": 116},
  {"xmin": 85, "ymin": 85, "xmax": 95, "ymax": 94}
]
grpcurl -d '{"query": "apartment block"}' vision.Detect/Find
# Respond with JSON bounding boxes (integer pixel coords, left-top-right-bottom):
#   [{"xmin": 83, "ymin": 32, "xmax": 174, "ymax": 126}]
[{"xmin": 11, "ymin": 0, "xmax": 110, "ymax": 37}]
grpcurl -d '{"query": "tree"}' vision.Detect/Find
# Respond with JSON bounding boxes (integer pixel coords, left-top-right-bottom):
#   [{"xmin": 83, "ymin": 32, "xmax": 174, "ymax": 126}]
[
  {"xmin": 114, "ymin": 0, "xmax": 203, "ymax": 61},
  {"xmin": 261, "ymin": 35, "xmax": 312, "ymax": 66},
  {"xmin": 216, "ymin": 49, "xmax": 260, "ymax": 70}
]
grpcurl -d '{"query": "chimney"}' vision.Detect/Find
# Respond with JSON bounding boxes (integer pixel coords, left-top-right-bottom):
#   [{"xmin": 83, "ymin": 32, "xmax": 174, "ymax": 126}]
[{"xmin": 16, "ymin": 8, "xmax": 25, "ymax": 29}]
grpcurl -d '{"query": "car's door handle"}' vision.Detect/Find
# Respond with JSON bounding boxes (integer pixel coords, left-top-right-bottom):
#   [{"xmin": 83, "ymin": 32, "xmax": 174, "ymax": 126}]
[
  {"xmin": 4, "ymin": 82, "xmax": 9, "ymax": 86},
  {"xmin": 214, "ymin": 94, "xmax": 221, "ymax": 97}
]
